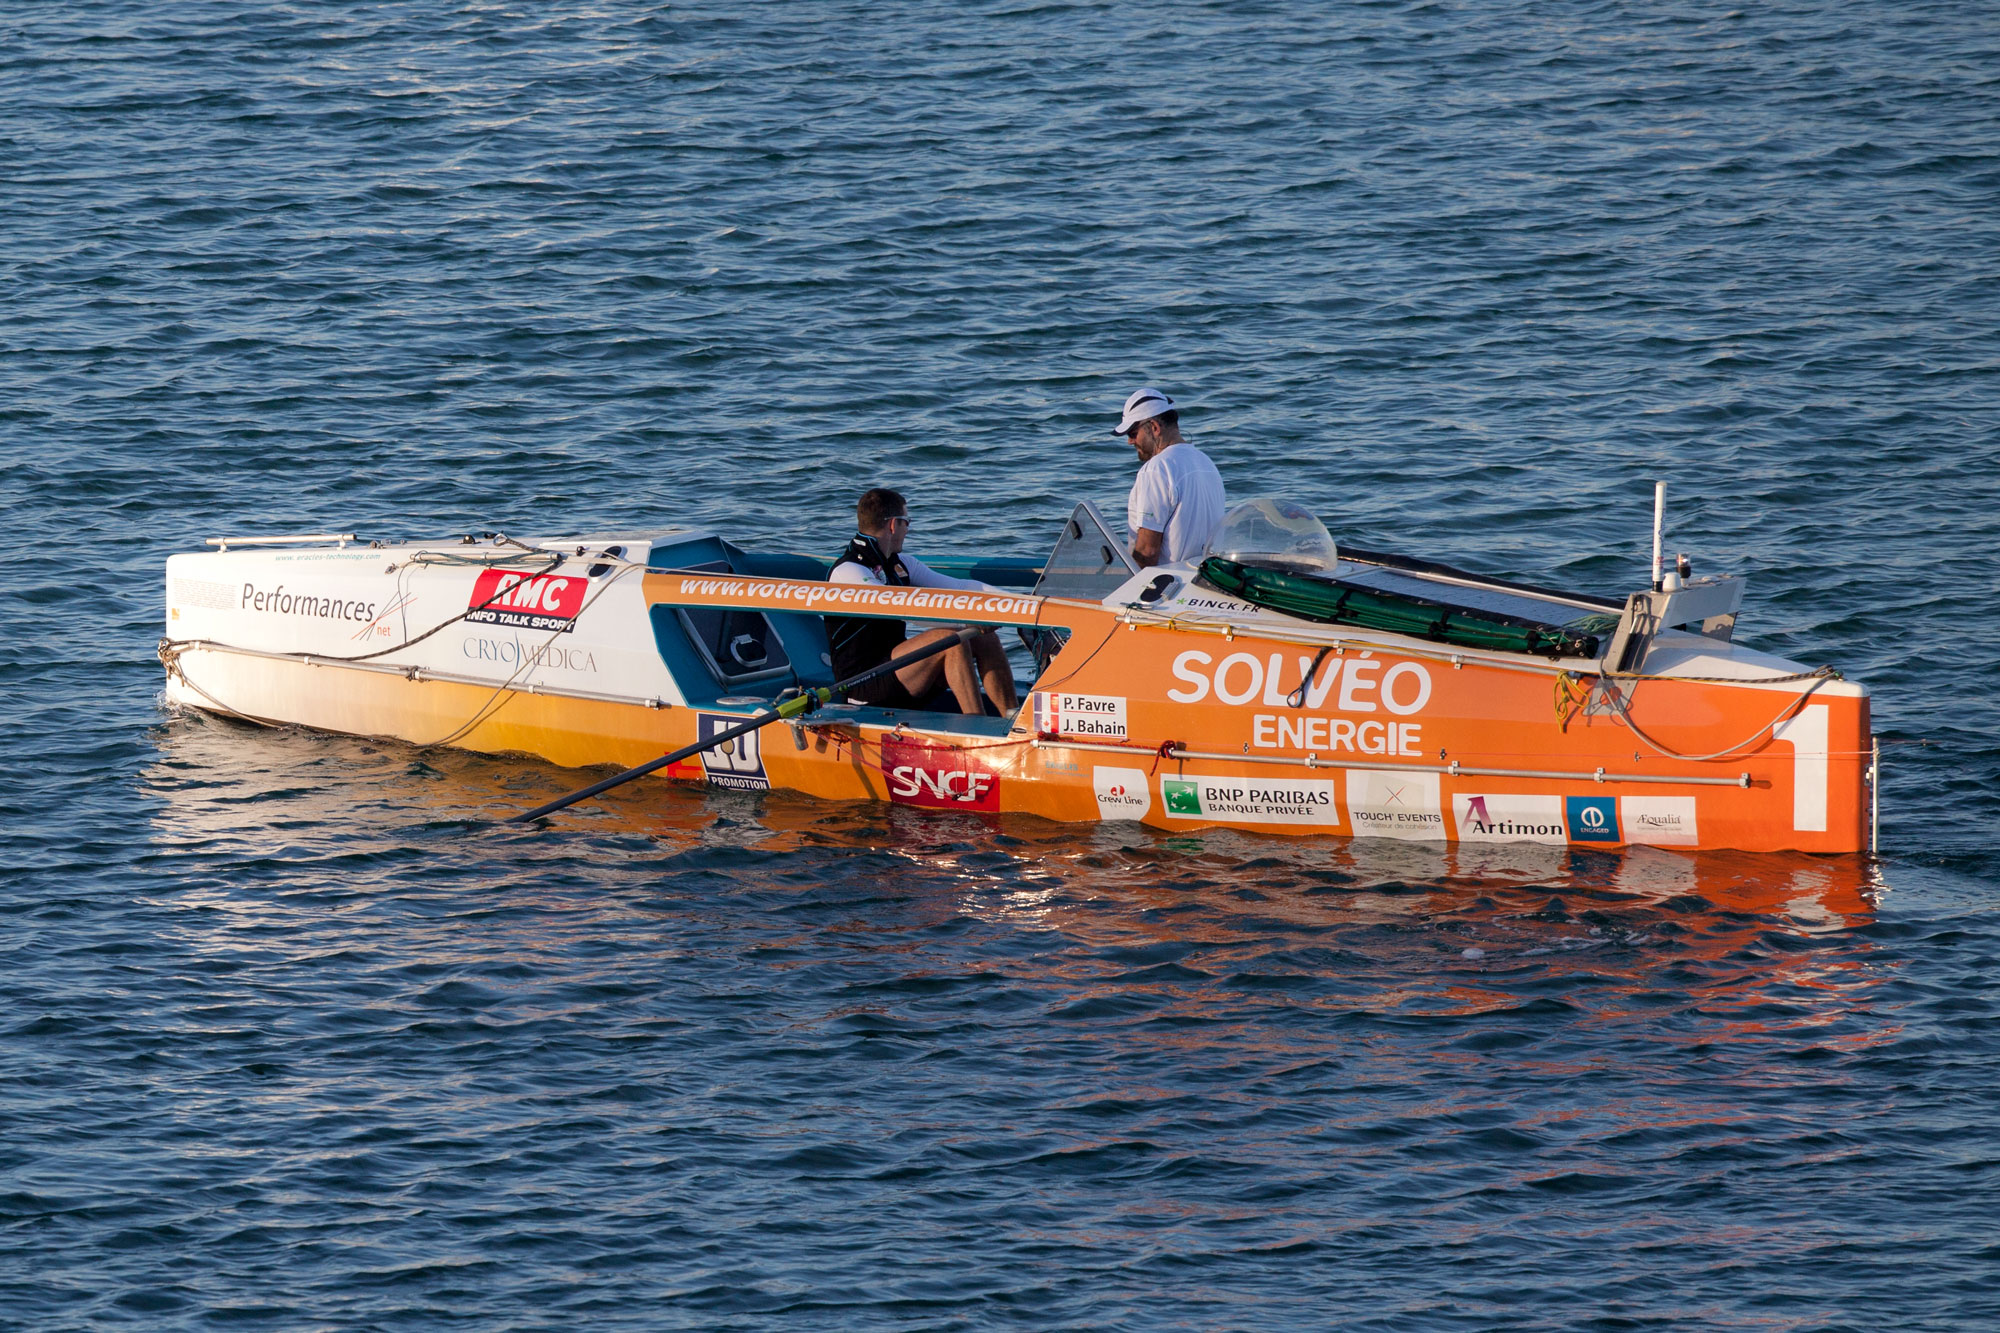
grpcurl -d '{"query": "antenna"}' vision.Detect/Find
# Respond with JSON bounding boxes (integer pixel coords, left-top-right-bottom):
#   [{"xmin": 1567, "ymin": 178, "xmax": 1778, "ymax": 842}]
[{"xmin": 1651, "ymin": 482, "xmax": 1666, "ymax": 592}]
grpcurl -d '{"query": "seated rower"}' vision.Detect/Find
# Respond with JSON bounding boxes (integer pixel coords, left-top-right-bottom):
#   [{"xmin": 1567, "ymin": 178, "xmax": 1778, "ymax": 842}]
[{"xmin": 826, "ymin": 488, "xmax": 1018, "ymax": 715}]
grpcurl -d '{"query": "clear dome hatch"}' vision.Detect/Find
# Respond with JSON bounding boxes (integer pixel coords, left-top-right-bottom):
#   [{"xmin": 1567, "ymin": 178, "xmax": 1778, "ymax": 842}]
[{"xmin": 1206, "ymin": 497, "xmax": 1339, "ymax": 574}]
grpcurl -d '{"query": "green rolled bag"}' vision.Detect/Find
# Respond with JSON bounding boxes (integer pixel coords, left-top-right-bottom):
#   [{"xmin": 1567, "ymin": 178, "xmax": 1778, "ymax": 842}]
[{"xmin": 1196, "ymin": 556, "xmax": 1610, "ymax": 661}]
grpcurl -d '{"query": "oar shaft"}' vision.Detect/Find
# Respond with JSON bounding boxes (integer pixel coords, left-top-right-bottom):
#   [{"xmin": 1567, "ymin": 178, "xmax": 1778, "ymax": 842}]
[
  {"xmin": 510, "ymin": 624, "xmax": 980, "ymax": 823},
  {"xmin": 511, "ymin": 709, "xmax": 777, "ymax": 823}
]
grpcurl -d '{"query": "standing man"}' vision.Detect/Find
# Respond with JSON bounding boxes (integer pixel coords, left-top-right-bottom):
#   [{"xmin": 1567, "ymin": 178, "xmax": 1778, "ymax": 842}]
[
  {"xmin": 1115, "ymin": 386, "xmax": 1225, "ymax": 566},
  {"xmin": 826, "ymin": 488, "xmax": 1018, "ymax": 716}
]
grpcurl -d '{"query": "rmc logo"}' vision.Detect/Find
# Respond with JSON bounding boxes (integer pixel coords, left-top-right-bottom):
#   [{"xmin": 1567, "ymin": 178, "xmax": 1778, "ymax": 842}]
[{"xmin": 467, "ymin": 568, "xmax": 586, "ymax": 633}]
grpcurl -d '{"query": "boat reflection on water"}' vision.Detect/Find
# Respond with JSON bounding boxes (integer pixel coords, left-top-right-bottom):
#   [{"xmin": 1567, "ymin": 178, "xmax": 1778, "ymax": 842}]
[
  {"xmin": 146, "ymin": 707, "xmax": 1885, "ymax": 986},
  {"xmin": 744, "ymin": 795, "xmax": 1886, "ymax": 1025},
  {"xmin": 142, "ymin": 709, "xmax": 1898, "ymax": 1216}
]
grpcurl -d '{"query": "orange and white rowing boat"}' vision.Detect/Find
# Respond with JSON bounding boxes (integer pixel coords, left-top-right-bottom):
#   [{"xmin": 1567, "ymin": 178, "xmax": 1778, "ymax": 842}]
[{"xmin": 159, "ymin": 499, "xmax": 1877, "ymax": 852}]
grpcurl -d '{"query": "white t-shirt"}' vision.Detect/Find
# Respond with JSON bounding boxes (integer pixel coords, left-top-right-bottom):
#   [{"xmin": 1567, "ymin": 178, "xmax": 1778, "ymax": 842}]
[
  {"xmin": 829, "ymin": 551, "xmax": 997, "ymax": 593},
  {"xmin": 1128, "ymin": 441, "xmax": 1226, "ymax": 565}
]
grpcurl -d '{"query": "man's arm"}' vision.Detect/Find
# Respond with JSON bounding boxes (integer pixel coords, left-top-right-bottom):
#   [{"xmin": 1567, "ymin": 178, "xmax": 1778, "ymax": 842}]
[
  {"xmin": 1128, "ymin": 456, "xmax": 1173, "ymax": 568},
  {"xmin": 900, "ymin": 553, "xmax": 999, "ymax": 593}
]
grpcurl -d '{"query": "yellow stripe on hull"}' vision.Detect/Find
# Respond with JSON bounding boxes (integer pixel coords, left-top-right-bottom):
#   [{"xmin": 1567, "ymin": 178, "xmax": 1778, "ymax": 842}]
[{"xmin": 166, "ymin": 646, "xmax": 681, "ymax": 772}]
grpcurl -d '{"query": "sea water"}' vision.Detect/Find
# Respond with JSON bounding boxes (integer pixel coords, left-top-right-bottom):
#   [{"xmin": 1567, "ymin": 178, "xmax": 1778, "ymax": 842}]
[{"xmin": 4, "ymin": 3, "xmax": 1998, "ymax": 1327}]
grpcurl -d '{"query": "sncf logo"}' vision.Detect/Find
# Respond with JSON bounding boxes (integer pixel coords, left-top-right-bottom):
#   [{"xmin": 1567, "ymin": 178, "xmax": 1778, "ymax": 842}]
[
  {"xmin": 881, "ymin": 739, "xmax": 1000, "ymax": 812},
  {"xmin": 892, "ymin": 768, "xmax": 995, "ymax": 804},
  {"xmin": 468, "ymin": 569, "xmax": 586, "ymax": 633}
]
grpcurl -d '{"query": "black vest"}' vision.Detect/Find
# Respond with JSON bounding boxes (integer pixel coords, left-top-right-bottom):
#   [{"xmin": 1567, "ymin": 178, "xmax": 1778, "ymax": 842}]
[{"xmin": 826, "ymin": 533, "xmax": 911, "ymax": 681}]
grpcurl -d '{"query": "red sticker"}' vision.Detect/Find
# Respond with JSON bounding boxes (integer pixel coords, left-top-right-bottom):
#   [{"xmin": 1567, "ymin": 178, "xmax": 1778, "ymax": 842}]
[
  {"xmin": 662, "ymin": 757, "xmax": 707, "ymax": 783},
  {"xmin": 467, "ymin": 568, "xmax": 587, "ymax": 632},
  {"xmin": 881, "ymin": 738, "xmax": 1001, "ymax": 813}
]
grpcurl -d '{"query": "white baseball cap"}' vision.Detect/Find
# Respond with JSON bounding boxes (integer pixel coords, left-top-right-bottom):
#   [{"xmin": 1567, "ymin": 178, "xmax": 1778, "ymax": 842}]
[{"xmin": 1113, "ymin": 386, "xmax": 1176, "ymax": 435}]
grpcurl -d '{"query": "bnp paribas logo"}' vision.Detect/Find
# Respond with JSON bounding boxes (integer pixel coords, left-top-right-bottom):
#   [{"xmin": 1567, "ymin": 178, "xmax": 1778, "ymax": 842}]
[{"xmin": 1163, "ymin": 779, "xmax": 1203, "ymax": 816}]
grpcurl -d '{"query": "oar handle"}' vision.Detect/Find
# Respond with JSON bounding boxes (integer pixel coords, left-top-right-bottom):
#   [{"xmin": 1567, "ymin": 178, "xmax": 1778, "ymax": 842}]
[{"xmin": 509, "ymin": 625, "xmax": 981, "ymax": 824}]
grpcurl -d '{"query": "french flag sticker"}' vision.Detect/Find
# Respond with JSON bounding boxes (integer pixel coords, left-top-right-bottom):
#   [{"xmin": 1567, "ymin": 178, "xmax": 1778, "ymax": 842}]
[{"xmin": 1032, "ymin": 692, "xmax": 1060, "ymax": 735}]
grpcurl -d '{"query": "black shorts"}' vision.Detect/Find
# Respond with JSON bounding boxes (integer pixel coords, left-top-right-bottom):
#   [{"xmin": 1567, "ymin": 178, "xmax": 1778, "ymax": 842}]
[{"xmin": 846, "ymin": 662, "xmax": 921, "ymax": 709}]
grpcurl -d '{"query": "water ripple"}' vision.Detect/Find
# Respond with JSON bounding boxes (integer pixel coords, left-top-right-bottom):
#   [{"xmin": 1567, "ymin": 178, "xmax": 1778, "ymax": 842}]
[{"xmin": 5, "ymin": 1, "xmax": 2000, "ymax": 1328}]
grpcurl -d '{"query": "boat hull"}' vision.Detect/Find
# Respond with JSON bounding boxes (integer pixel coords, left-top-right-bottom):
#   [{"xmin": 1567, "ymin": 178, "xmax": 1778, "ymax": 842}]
[{"xmin": 161, "ymin": 540, "xmax": 1873, "ymax": 853}]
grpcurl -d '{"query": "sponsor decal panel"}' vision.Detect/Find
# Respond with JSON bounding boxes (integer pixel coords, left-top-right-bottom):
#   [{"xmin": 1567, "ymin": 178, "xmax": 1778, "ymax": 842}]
[
  {"xmin": 356, "ymin": 588, "xmax": 414, "ymax": 640},
  {"xmin": 1252, "ymin": 713, "xmax": 1423, "ymax": 758},
  {"xmin": 354, "ymin": 591, "xmax": 415, "ymax": 641},
  {"xmin": 1092, "ymin": 766, "xmax": 1151, "ymax": 821},
  {"xmin": 1621, "ymin": 795, "xmax": 1698, "ymax": 847},
  {"xmin": 1031, "ymin": 691, "xmax": 1129, "ymax": 740},
  {"xmin": 1158, "ymin": 774, "xmax": 1340, "ymax": 826},
  {"xmin": 1454, "ymin": 794, "xmax": 1567, "ymax": 844},
  {"xmin": 1165, "ymin": 649, "xmax": 1431, "ymax": 757},
  {"xmin": 461, "ymin": 635, "xmax": 599, "ymax": 674},
  {"xmin": 467, "ymin": 568, "xmax": 586, "ymax": 633},
  {"xmin": 1168, "ymin": 649, "xmax": 1433, "ymax": 714},
  {"xmin": 173, "ymin": 577, "xmax": 237, "ymax": 612},
  {"xmin": 697, "ymin": 713, "xmax": 770, "ymax": 791},
  {"xmin": 1772, "ymin": 704, "xmax": 1830, "ymax": 833},
  {"xmin": 670, "ymin": 576, "xmax": 1040, "ymax": 621},
  {"xmin": 237, "ymin": 582, "xmax": 380, "ymax": 624},
  {"xmin": 1345, "ymin": 770, "xmax": 1445, "ymax": 840},
  {"xmin": 1565, "ymin": 796, "xmax": 1620, "ymax": 843},
  {"xmin": 882, "ymin": 739, "xmax": 1001, "ymax": 812}
]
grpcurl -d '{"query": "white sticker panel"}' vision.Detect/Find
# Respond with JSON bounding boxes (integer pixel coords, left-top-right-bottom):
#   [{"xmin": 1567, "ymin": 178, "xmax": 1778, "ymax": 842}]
[
  {"xmin": 1453, "ymin": 794, "xmax": 1567, "ymax": 844},
  {"xmin": 1092, "ymin": 766, "xmax": 1152, "ymax": 822},
  {"xmin": 1159, "ymin": 774, "xmax": 1340, "ymax": 826},
  {"xmin": 1621, "ymin": 796, "xmax": 1699, "ymax": 846},
  {"xmin": 1772, "ymin": 704, "xmax": 1829, "ymax": 832},
  {"xmin": 1345, "ymin": 770, "xmax": 1445, "ymax": 841},
  {"xmin": 1032, "ymin": 692, "xmax": 1129, "ymax": 740}
]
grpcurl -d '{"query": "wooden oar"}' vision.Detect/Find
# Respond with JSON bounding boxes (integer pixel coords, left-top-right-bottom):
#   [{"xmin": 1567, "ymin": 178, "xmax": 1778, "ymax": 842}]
[{"xmin": 508, "ymin": 626, "xmax": 981, "ymax": 824}]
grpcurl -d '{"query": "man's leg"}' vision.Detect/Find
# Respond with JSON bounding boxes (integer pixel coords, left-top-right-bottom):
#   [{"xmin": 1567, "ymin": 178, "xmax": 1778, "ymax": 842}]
[
  {"xmin": 891, "ymin": 628, "xmax": 981, "ymax": 713},
  {"xmin": 972, "ymin": 629, "xmax": 1017, "ymax": 713}
]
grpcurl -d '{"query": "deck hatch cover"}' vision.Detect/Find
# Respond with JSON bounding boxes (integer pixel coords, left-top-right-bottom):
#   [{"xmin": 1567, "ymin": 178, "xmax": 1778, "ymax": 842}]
[
  {"xmin": 1032, "ymin": 500, "xmax": 1138, "ymax": 601},
  {"xmin": 670, "ymin": 561, "xmax": 796, "ymax": 688}
]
